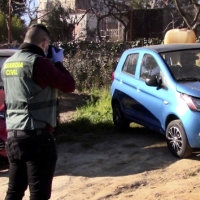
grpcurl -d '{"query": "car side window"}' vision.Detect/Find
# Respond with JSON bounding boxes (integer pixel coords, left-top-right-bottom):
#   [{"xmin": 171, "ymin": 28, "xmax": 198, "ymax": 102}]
[
  {"xmin": 122, "ymin": 53, "xmax": 139, "ymax": 75},
  {"xmin": 140, "ymin": 54, "xmax": 160, "ymax": 79}
]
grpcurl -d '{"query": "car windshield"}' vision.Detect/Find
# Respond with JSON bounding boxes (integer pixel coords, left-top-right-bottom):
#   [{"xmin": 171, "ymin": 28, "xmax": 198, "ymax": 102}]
[{"xmin": 160, "ymin": 49, "xmax": 200, "ymax": 81}]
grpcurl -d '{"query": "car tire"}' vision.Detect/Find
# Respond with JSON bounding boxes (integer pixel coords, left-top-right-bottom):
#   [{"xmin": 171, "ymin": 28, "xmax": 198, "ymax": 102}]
[
  {"xmin": 166, "ymin": 120, "xmax": 193, "ymax": 158},
  {"xmin": 112, "ymin": 104, "xmax": 130, "ymax": 132}
]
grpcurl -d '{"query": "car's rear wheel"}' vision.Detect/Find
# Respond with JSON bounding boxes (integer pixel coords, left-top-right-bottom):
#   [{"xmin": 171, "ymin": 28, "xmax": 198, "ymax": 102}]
[
  {"xmin": 166, "ymin": 120, "xmax": 192, "ymax": 158},
  {"xmin": 112, "ymin": 104, "xmax": 130, "ymax": 132}
]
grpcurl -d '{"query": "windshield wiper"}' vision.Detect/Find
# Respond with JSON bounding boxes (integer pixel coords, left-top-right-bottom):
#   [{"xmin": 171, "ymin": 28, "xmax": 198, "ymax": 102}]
[{"xmin": 176, "ymin": 77, "xmax": 200, "ymax": 82}]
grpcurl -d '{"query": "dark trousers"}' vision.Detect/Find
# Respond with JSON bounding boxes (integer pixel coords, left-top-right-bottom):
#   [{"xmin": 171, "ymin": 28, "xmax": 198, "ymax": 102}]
[{"xmin": 4, "ymin": 132, "xmax": 58, "ymax": 200}]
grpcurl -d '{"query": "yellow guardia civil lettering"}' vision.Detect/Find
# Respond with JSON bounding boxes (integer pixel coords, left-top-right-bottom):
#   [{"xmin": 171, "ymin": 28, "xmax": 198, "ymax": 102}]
[
  {"xmin": 4, "ymin": 62, "xmax": 24, "ymax": 76},
  {"xmin": 6, "ymin": 69, "xmax": 18, "ymax": 75},
  {"xmin": 4, "ymin": 62, "xmax": 24, "ymax": 68}
]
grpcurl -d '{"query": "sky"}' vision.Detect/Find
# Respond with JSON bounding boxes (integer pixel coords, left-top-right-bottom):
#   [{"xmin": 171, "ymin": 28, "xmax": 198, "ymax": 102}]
[{"xmin": 22, "ymin": 0, "xmax": 38, "ymax": 25}]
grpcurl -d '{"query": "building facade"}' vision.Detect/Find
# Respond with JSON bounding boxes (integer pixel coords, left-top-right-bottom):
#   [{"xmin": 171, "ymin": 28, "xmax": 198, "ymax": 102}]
[
  {"xmin": 37, "ymin": 0, "xmax": 123, "ymax": 41},
  {"xmin": 37, "ymin": 0, "xmax": 97, "ymax": 40}
]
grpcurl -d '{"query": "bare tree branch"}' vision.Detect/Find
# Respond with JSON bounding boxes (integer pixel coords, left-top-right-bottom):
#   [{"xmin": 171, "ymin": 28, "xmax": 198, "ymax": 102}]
[{"xmin": 174, "ymin": 0, "xmax": 192, "ymax": 29}]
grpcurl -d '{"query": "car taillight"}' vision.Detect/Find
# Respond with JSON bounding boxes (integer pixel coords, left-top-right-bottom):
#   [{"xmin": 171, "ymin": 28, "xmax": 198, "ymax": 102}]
[
  {"xmin": 180, "ymin": 93, "xmax": 200, "ymax": 111},
  {"xmin": 111, "ymin": 71, "xmax": 115, "ymax": 81}
]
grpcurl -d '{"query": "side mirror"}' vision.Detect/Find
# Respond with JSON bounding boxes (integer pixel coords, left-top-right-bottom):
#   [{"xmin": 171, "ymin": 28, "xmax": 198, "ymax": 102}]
[{"xmin": 145, "ymin": 75, "xmax": 162, "ymax": 87}]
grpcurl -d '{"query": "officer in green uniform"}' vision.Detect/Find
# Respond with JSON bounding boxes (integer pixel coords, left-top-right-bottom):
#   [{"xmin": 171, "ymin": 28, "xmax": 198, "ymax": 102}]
[{"xmin": 2, "ymin": 24, "xmax": 75, "ymax": 200}]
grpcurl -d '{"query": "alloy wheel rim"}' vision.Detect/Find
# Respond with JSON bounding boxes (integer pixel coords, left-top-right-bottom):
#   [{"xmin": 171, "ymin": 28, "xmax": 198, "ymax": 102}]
[{"xmin": 168, "ymin": 126, "xmax": 183, "ymax": 153}]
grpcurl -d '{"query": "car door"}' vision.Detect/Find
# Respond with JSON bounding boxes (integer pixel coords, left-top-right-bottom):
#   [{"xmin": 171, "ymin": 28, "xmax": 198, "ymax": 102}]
[
  {"xmin": 135, "ymin": 53, "xmax": 169, "ymax": 131},
  {"xmin": 115, "ymin": 52, "xmax": 143, "ymax": 121},
  {"xmin": 113, "ymin": 51, "xmax": 163, "ymax": 126}
]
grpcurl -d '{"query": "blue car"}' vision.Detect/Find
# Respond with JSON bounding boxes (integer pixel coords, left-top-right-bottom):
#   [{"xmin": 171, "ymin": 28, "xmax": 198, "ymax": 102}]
[{"xmin": 111, "ymin": 43, "xmax": 200, "ymax": 158}]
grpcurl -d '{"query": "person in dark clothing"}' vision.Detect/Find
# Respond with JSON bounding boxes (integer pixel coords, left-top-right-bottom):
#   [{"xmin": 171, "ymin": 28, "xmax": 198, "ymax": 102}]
[{"xmin": 1, "ymin": 24, "xmax": 75, "ymax": 200}]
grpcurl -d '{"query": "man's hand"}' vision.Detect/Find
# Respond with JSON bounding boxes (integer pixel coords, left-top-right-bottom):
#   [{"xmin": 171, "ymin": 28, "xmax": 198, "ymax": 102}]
[{"xmin": 51, "ymin": 46, "xmax": 64, "ymax": 63}]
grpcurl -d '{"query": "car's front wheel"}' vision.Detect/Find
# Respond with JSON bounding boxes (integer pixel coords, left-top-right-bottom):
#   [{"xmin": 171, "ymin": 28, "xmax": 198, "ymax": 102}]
[
  {"xmin": 166, "ymin": 120, "xmax": 193, "ymax": 158},
  {"xmin": 112, "ymin": 104, "xmax": 130, "ymax": 132}
]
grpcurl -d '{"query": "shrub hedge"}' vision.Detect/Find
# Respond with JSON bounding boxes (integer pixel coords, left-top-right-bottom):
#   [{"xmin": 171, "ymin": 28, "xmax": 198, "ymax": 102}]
[
  {"xmin": 61, "ymin": 38, "xmax": 163, "ymax": 91},
  {"xmin": 0, "ymin": 37, "xmax": 163, "ymax": 92}
]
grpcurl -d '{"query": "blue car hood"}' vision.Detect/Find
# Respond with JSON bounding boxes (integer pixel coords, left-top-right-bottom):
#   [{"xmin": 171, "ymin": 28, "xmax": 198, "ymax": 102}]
[{"xmin": 176, "ymin": 82, "xmax": 200, "ymax": 97}]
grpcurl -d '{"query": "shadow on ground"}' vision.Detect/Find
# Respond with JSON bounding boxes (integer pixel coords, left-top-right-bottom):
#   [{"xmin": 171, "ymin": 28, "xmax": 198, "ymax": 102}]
[{"xmin": 54, "ymin": 126, "xmax": 200, "ymax": 178}]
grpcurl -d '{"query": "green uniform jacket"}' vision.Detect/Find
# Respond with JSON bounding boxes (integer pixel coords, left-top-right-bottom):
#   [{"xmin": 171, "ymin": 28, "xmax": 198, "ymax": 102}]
[{"xmin": 1, "ymin": 50, "xmax": 57, "ymax": 130}]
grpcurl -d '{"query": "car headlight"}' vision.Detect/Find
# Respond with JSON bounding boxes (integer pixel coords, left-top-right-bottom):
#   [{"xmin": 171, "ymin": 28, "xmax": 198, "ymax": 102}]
[{"xmin": 180, "ymin": 93, "xmax": 200, "ymax": 111}]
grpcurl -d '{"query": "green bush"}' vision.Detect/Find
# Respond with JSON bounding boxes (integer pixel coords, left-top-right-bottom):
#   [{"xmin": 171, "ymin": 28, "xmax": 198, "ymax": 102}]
[{"xmin": 61, "ymin": 38, "xmax": 162, "ymax": 91}]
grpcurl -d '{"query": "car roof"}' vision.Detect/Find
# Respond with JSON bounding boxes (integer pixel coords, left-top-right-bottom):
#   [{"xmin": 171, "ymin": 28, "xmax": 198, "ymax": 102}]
[
  {"xmin": 0, "ymin": 49, "xmax": 17, "ymax": 56},
  {"xmin": 128, "ymin": 43, "xmax": 200, "ymax": 53}
]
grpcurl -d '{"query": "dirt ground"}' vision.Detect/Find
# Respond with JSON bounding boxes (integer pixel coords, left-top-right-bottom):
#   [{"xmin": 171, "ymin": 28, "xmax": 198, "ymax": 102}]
[{"xmin": 1, "ymin": 92, "xmax": 200, "ymax": 200}]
